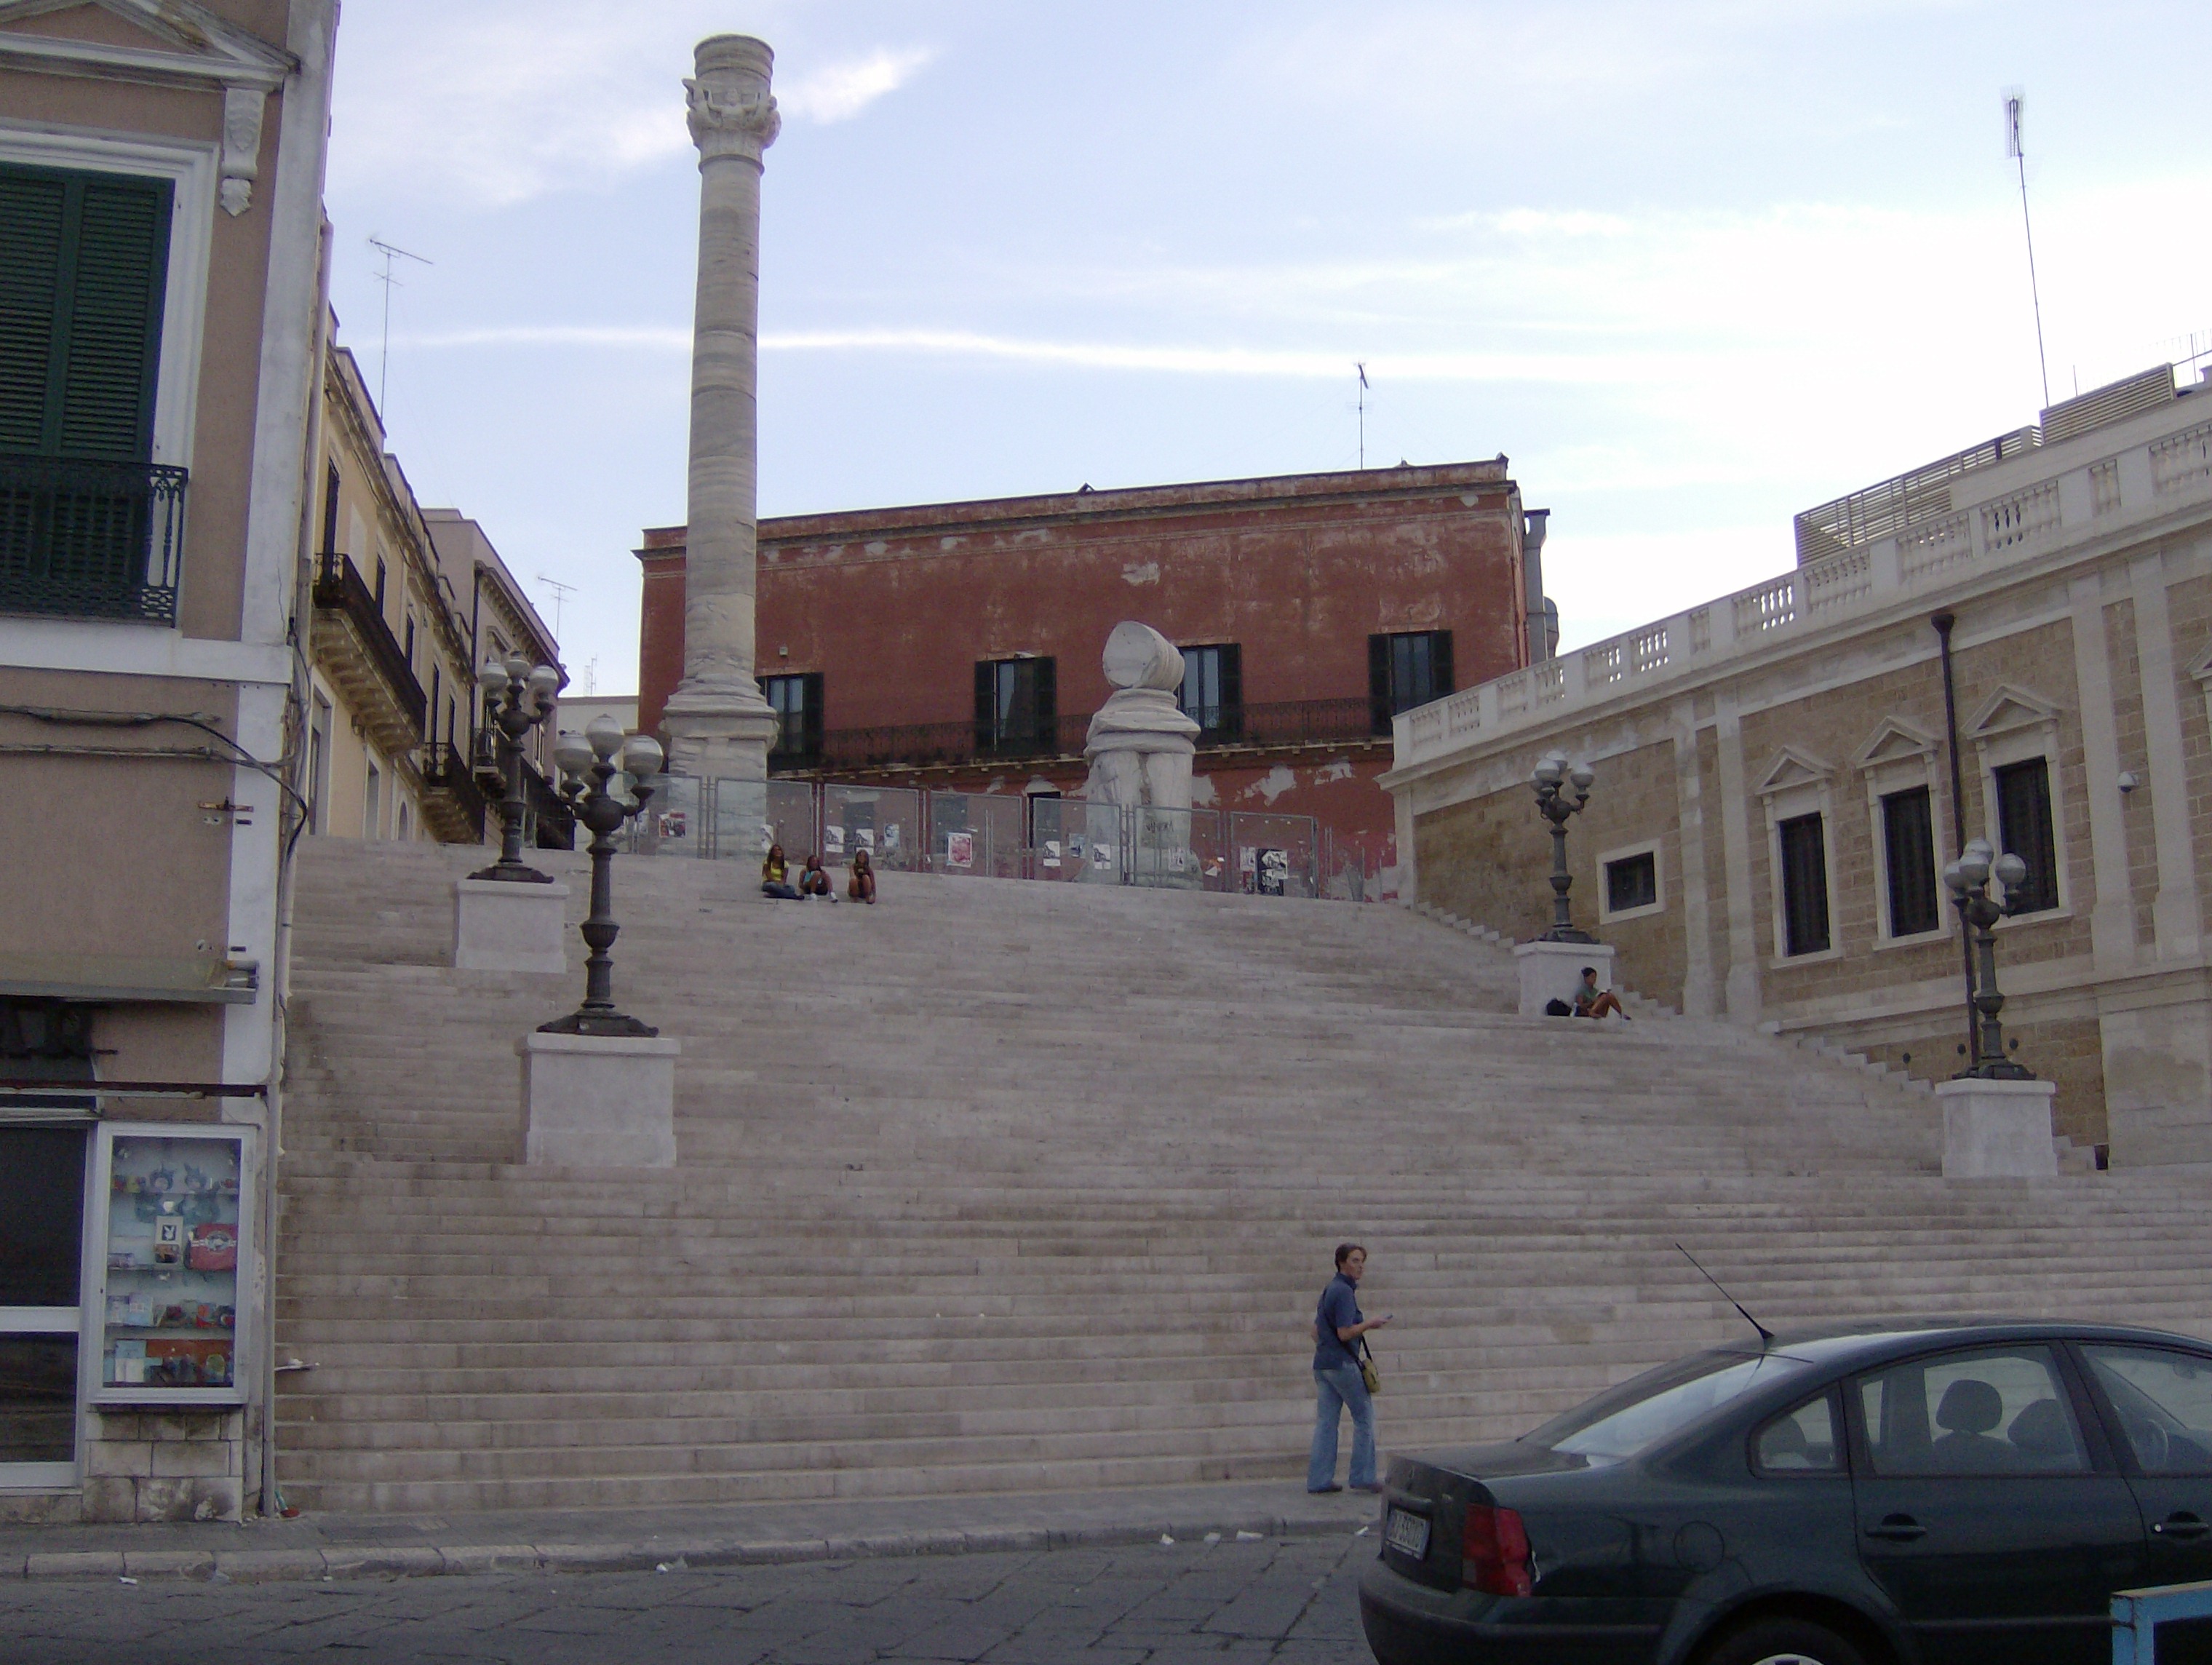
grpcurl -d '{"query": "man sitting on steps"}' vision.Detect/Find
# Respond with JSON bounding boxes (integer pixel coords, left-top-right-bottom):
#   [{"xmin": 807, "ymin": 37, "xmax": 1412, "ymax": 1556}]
[{"xmin": 1572, "ymin": 966, "xmax": 1628, "ymax": 1021}]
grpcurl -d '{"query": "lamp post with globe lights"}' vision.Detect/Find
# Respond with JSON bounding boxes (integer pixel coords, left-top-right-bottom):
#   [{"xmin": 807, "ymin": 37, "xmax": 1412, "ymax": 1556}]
[
  {"xmin": 470, "ymin": 654, "xmax": 563, "ymax": 883},
  {"xmin": 538, "ymin": 717, "xmax": 664, "ymax": 1038},
  {"xmin": 1530, "ymin": 750, "xmax": 1597, "ymax": 943},
  {"xmin": 1942, "ymin": 837, "xmax": 2035, "ymax": 1080}
]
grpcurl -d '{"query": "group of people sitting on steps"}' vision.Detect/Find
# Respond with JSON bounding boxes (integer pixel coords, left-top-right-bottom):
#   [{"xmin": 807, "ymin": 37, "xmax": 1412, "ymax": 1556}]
[{"xmin": 761, "ymin": 843, "xmax": 877, "ymax": 905}]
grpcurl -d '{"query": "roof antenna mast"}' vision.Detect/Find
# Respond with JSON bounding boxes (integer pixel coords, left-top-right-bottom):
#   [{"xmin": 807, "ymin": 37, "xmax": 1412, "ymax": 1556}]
[
  {"xmin": 2003, "ymin": 91, "xmax": 2051, "ymax": 410},
  {"xmin": 536, "ymin": 574, "xmax": 576, "ymax": 643},
  {"xmin": 1675, "ymin": 1242, "xmax": 1776, "ymax": 1350},
  {"xmin": 367, "ymin": 236, "xmax": 434, "ymax": 421},
  {"xmin": 1356, "ymin": 362, "xmax": 1369, "ymax": 469}
]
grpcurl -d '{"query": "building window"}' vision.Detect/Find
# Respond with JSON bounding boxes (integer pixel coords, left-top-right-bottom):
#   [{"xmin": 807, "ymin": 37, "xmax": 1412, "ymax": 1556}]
[
  {"xmin": 373, "ymin": 554, "xmax": 387, "ymax": 610},
  {"xmin": 1878, "ymin": 785, "xmax": 1940, "ymax": 937},
  {"xmin": 1177, "ymin": 643, "xmax": 1243, "ymax": 740},
  {"xmin": 1778, "ymin": 813, "xmax": 1831, "ymax": 955},
  {"xmin": 308, "ymin": 692, "xmax": 331, "ymax": 835},
  {"xmin": 364, "ymin": 759, "xmax": 382, "ymax": 839},
  {"xmin": 1607, "ymin": 851, "xmax": 1656, "ymax": 913},
  {"xmin": 1994, "ymin": 757, "xmax": 2059, "ymax": 913},
  {"xmin": 974, "ymin": 656, "xmax": 1057, "ymax": 756},
  {"xmin": 320, "ymin": 459, "xmax": 341, "ymax": 557},
  {"xmin": 762, "ymin": 672, "xmax": 823, "ymax": 764},
  {"xmin": 1369, "ymin": 630, "xmax": 1454, "ymax": 732}
]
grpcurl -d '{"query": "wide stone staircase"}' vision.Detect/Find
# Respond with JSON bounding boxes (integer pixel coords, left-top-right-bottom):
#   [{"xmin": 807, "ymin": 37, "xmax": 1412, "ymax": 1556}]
[{"xmin": 272, "ymin": 837, "xmax": 2212, "ymax": 1514}]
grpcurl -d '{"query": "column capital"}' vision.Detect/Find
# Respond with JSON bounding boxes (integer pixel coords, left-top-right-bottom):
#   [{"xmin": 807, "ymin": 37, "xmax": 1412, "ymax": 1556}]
[{"xmin": 686, "ymin": 35, "xmax": 779, "ymax": 164}]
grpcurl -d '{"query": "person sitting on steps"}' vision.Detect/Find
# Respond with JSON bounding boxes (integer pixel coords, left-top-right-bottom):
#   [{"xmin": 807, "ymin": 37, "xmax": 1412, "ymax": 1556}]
[
  {"xmin": 798, "ymin": 853, "xmax": 834, "ymax": 899},
  {"xmin": 760, "ymin": 843, "xmax": 801, "ymax": 900},
  {"xmin": 1573, "ymin": 966, "xmax": 1628, "ymax": 1020},
  {"xmin": 848, "ymin": 846, "xmax": 877, "ymax": 905}
]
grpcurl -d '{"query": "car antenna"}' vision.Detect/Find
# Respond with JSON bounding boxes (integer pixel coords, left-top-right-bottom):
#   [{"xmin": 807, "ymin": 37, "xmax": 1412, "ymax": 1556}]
[{"xmin": 1675, "ymin": 1243, "xmax": 1775, "ymax": 1349}]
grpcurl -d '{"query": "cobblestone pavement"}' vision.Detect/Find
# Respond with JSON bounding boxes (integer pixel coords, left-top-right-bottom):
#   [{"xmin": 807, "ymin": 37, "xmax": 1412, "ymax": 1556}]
[{"xmin": 3, "ymin": 1531, "xmax": 1377, "ymax": 1665}]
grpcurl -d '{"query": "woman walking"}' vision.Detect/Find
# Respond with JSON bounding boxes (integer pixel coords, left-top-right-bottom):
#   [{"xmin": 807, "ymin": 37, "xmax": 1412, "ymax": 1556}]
[{"xmin": 1309, "ymin": 1242, "xmax": 1391, "ymax": 1493}]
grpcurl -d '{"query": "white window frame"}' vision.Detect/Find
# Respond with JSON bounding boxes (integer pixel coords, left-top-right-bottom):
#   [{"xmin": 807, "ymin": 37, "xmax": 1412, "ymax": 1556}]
[
  {"xmin": 0, "ymin": 119, "xmax": 218, "ymax": 475},
  {"xmin": 0, "ymin": 1119, "xmax": 100, "ymax": 1492},
  {"xmin": 1759, "ymin": 747, "xmax": 1843, "ymax": 966},
  {"xmin": 1855, "ymin": 719, "xmax": 1954, "ymax": 949},
  {"xmin": 84, "ymin": 1123, "xmax": 255, "ymax": 1410},
  {"xmin": 1967, "ymin": 686, "xmax": 2071, "ymax": 921},
  {"xmin": 1596, "ymin": 838, "xmax": 1666, "ymax": 925}
]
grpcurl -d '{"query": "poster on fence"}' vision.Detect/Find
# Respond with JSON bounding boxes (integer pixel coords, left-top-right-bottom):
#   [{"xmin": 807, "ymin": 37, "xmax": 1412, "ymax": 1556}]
[
  {"xmin": 1043, "ymin": 840, "xmax": 1062, "ymax": 870},
  {"xmin": 1256, "ymin": 848, "xmax": 1288, "ymax": 897},
  {"xmin": 946, "ymin": 830, "xmax": 974, "ymax": 869},
  {"xmin": 824, "ymin": 822, "xmax": 844, "ymax": 855}
]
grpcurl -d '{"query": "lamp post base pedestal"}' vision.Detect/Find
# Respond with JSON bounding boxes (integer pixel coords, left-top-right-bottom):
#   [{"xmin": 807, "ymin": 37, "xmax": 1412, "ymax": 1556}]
[
  {"xmin": 1937, "ymin": 1076, "xmax": 2058, "ymax": 1179},
  {"xmin": 1514, "ymin": 939, "xmax": 1616, "ymax": 1018},
  {"xmin": 518, "ymin": 1030, "xmax": 680, "ymax": 1169},
  {"xmin": 454, "ymin": 879, "xmax": 570, "ymax": 974}
]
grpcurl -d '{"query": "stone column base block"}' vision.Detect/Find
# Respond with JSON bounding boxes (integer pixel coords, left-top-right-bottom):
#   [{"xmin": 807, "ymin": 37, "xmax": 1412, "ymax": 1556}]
[
  {"xmin": 454, "ymin": 879, "xmax": 570, "ymax": 974},
  {"xmin": 1513, "ymin": 939, "xmax": 1615, "ymax": 1018},
  {"xmin": 1938, "ymin": 1076, "xmax": 2059, "ymax": 1178},
  {"xmin": 519, "ymin": 1031, "xmax": 682, "ymax": 1168}
]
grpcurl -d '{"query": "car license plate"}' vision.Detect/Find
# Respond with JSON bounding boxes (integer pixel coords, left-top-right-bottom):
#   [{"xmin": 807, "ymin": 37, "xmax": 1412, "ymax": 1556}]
[{"xmin": 1383, "ymin": 1506, "xmax": 1431, "ymax": 1559}]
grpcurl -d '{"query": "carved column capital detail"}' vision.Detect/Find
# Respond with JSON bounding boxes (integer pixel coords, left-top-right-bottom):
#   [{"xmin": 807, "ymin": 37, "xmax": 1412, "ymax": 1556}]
[
  {"xmin": 685, "ymin": 79, "xmax": 779, "ymax": 162},
  {"xmin": 218, "ymin": 84, "xmax": 266, "ymax": 215}
]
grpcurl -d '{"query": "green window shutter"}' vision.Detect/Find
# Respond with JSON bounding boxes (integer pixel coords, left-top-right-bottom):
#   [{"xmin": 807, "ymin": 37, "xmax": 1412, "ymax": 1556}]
[
  {"xmin": 60, "ymin": 176, "xmax": 170, "ymax": 459},
  {"xmin": 0, "ymin": 162, "xmax": 170, "ymax": 461},
  {"xmin": 0, "ymin": 169, "xmax": 66, "ymax": 453}
]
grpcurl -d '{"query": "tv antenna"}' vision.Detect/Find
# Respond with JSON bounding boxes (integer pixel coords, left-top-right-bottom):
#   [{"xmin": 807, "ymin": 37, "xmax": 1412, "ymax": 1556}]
[
  {"xmin": 1356, "ymin": 362, "xmax": 1369, "ymax": 469},
  {"xmin": 536, "ymin": 574, "xmax": 576, "ymax": 643},
  {"xmin": 367, "ymin": 236, "xmax": 433, "ymax": 418},
  {"xmin": 2002, "ymin": 92, "xmax": 2050, "ymax": 410}
]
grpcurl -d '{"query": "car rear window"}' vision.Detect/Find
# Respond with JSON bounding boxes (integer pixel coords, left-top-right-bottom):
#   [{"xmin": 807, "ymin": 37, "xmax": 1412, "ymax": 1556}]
[{"xmin": 1532, "ymin": 1351, "xmax": 1813, "ymax": 1464}]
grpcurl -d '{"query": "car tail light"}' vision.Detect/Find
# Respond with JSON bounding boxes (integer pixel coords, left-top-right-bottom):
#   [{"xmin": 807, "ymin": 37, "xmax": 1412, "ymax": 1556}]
[{"xmin": 1462, "ymin": 1504, "xmax": 1534, "ymax": 1597}]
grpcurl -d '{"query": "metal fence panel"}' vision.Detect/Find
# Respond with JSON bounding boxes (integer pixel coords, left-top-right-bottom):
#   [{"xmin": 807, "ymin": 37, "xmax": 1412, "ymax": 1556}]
[
  {"xmin": 1228, "ymin": 810, "xmax": 1321, "ymax": 898},
  {"xmin": 926, "ymin": 791, "xmax": 1025, "ymax": 879},
  {"xmin": 823, "ymin": 784, "xmax": 923, "ymax": 872},
  {"xmin": 764, "ymin": 779, "xmax": 819, "ymax": 863}
]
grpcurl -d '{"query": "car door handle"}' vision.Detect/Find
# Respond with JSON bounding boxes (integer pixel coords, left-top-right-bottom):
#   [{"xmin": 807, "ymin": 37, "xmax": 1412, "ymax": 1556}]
[
  {"xmin": 1864, "ymin": 1514, "xmax": 1927, "ymax": 1543},
  {"xmin": 2155, "ymin": 1514, "xmax": 2211, "ymax": 1540}
]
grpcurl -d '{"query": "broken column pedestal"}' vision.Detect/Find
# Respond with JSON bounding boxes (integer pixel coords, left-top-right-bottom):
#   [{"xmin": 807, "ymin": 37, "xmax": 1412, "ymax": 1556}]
[
  {"xmin": 1938, "ymin": 1076, "xmax": 2058, "ymax": 1179},
  {"xmin": 453, "ymin": 878, "xmax": 570, "ymax": 974},
  {"xmin": 1514, "ymin": 939, "xmax": 1615, "ymax": 1018},
  {"xmin": 517, "ymin": 1031, "xmax": 681, "ymax": 1169}
]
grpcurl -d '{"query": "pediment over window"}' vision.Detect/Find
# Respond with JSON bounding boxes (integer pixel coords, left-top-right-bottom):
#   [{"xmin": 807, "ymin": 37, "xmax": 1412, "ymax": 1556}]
[
  {"xmin": 1853, "ymin": 717, "xmax": 1938, "ymax": 772},
  {"xmin": 2188, "ymin": 640, "xmax": 2212, "ymax": 687},
  {"xmin": 1965, "ymin": 684, "xmax": 2062, "ymax": 741},
  {"xmin": 1757, "ymin": 744, "xmax": 1835, "ymax": 798},
  {"xmin": 0, "ymin": 1, "xmax": 293, "ymax": 89}
]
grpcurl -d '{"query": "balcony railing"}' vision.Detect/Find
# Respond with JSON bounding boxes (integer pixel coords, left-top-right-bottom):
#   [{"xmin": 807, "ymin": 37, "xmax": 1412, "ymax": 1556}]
[
  {"xmin": 519, "ymin": 753, "xmax": 576, "ymax": 849},
  {"xmin": 0, "ymin": 453, "xmax": 187, "ymax": 624},
  {"xmin": 787, "ymin": 698, "xmax": 1386, "ymax": 776},
  {"xmin": 312, "ymin": 552, "xmax": 426, "ymax": 736},
  {"xmin": 419, "ymin": 741, "xmax": 488, "ymax": 841}
]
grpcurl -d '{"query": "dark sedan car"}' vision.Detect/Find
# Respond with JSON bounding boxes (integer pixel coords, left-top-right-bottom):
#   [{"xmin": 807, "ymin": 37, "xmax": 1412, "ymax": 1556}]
[{"xmin": 1359, "ymin": 1320, "xmax": 2212, "ymax": 1665}]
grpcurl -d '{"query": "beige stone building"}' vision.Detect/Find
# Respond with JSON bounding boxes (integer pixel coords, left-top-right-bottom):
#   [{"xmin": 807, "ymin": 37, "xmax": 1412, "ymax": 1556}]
[
  {"xmin": 0, "ymin": 0, "xmax": 336, "ymax": 1517},
  {"xmin": 1385, "ymin": 365, "xmax": 2212, "ymax": 1167}
]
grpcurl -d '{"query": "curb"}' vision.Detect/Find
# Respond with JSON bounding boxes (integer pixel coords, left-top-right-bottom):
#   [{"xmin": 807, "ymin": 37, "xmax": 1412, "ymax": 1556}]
[{"xmin": 7, "ymin": 1511, "xmax": 1368, "ymax": 1585}]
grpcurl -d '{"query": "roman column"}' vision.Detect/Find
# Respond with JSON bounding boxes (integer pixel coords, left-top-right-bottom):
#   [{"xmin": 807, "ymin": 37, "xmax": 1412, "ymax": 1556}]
[{"xmin": 661, "ymin": 34, "xmax": 781, "ymax": 783}]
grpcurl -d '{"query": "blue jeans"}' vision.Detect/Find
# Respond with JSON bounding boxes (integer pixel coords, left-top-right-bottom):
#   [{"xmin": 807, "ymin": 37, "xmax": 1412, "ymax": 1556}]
[{"xmin": 1309, "ymin": 1362, "xmax": 1375, "ymax": 1490}]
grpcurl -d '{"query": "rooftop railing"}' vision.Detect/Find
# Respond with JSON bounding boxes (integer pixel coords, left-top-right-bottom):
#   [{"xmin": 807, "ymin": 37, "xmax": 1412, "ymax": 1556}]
[
  {"xmin": 0, "ymin": 453, "xmax": 187, "ymax": 624},
  {"xmin": 1397, "ymin": 397, "xmax": 2212, "ymax": 774}
]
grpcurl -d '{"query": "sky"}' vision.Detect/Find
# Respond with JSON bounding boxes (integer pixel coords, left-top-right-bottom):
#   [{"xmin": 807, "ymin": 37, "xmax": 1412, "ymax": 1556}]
[{"xmin": 322, "ymin": 1, "xmax": 2212, "ymax": 698}]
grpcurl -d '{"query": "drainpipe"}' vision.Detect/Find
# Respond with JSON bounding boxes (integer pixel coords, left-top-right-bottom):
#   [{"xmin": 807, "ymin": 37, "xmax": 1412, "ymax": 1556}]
[
  {"xmin": 1932, "ymin": 612, "xmax": 1978, "ymax": 1070},
  {"xmin": 1522, "ymin": 509, "xmax": 1551, "ymax": 664}
]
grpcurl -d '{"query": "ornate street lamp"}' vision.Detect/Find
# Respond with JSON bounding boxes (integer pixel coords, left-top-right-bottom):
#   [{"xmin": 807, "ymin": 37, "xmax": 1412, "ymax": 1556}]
[
  {"xmin": 470, "ymin": 654, "xmax": 562, "ymax": 883},
  {"xmin": 1942, "ymin": 837, "xmax": 2035, "ymax": 1080},
  {"xmin": 1530, "ymin": 750, "xmax": 1596, "ymax": 943},
  {"xmin": 538, "ymin": 716, "xmax": 664, "ymax": 1038}
]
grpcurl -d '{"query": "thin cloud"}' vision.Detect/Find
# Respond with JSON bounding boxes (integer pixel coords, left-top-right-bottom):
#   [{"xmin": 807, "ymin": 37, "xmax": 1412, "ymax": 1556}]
[{"xmin": 781, "ymin": 47, "xmax": 935, "ymax": 124}]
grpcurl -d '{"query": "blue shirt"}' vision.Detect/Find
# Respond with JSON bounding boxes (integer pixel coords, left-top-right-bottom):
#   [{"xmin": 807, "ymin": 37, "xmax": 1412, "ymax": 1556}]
[{"xmin": 1313, "ymin": 1273, "xmax": 1362, "ymax": 1372}]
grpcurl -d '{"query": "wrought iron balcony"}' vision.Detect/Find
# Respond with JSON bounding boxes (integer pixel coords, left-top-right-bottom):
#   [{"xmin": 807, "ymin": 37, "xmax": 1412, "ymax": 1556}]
[
  {"xmin": 418, "ymin": 740, "xmax": 488, "ymax": 843},
  {"xmin": 0, "ymin": 453, "xmax": 187, "ymax": 624},
  {"xmin": 782, "ymin": 699, "xmax": 1385, "ymax": 777},
  {"xmin": 311, "ymin": 552, "xmax": 426, "ymax": 750}
]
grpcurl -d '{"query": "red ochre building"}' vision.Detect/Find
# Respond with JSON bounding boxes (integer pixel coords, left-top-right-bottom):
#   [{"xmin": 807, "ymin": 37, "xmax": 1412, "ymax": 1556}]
[{"xmin": 635, "ymin": 460, "xmax": 1547, "ymax": 873}]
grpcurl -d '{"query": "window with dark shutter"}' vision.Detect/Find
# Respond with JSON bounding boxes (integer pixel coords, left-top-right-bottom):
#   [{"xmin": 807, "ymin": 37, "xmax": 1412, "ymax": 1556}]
[
  {"xmin": 975, "ymin": 657, "xmax": 1055, "ymax": 755},
  {"xmin": 761, "ymin": 672, "xmax": 824, "ymax": 765},
  {"xmin": 1778, "ymin": 813, "xmax": 1831, "ymax": 955},
  {"xmin": 1605, "ymin": 851, "xmax": 1658, "ymax": 913},
  {"xmin": 1369, "ymin": 630, "xmax": 1455, "ymax": 732},
  {"xmin": 1994, "ymin": 758, "xmax": 2059, "ymax": 913},
  {"xmin": 1177, "ymin": 643, "xmax": 1243, "ymax": 739},
  {"xmin": 1881, "ymin": 785, "xmax": 1940, "ymax": 937}
]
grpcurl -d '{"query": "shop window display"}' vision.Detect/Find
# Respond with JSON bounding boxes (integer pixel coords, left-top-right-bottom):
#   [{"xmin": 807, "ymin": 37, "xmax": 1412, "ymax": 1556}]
[{"xmin": 100, "ymin": 1133, "xmax": 244, "ymax": 1395}]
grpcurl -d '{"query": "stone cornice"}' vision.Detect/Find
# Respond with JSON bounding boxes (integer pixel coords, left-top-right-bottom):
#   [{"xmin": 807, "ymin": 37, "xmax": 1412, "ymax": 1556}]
[{"xmin": 0, "ymin": 0, "xmax": 295, "ymax": 90}]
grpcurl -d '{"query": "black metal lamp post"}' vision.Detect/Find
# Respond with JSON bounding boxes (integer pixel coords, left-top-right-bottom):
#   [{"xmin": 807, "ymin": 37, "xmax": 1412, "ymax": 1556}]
[
  {"xmin": 538, "ymin": 717, "xmax": 664, "ymax": 1038},
  {"xmin": 1942, "ymin": 837, "xmax": 2034, "ymax": 1081},
  {"xmin": 1530, "ymin": 750, "xmax": 1597, "ymax": 943},
  {"xmin": 469, "ymin": 654, "xmax": 562, "ymax": 883}
]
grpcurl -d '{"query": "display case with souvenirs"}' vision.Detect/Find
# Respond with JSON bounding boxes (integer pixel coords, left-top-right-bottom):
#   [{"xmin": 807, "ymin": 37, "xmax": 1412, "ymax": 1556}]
[{"xmin": 93, "ymin": 1127, "xmax": 251, "ymax": 1403}]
